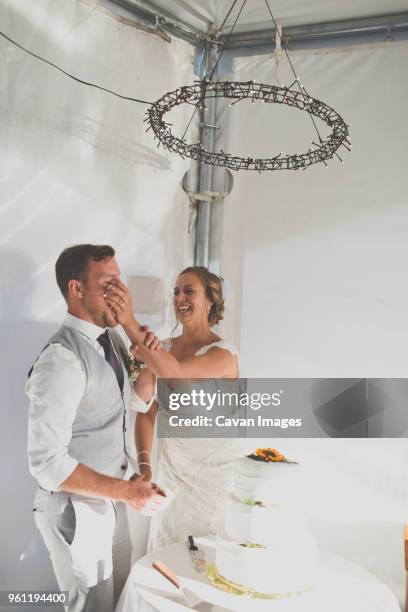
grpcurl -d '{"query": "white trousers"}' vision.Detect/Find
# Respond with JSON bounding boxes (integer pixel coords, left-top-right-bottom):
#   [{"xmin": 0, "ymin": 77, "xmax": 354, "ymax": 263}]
[{"xmin": 33, "ymin": 489, "xmax": 132, "ymax": 612}]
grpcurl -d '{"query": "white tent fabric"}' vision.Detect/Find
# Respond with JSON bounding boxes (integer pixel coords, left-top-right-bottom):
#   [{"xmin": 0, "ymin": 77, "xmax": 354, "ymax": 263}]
[
  {"xmin": 0, "ymin": 1, "xmax": 407, "ymax": 610},
  {"xmin": 217, "ymin": 40, "xmax": 408, "ymax": 609},
  {"xmin": 111, "ymin": 0, "xmax": 408, "ymax": 33},
  {"xmin": 219, "ymin": 42, "xmax": 408, "ymax": 378},
  {"xmin": 0, "ymin": 0, "xmax": 193, "ymax": 599}
]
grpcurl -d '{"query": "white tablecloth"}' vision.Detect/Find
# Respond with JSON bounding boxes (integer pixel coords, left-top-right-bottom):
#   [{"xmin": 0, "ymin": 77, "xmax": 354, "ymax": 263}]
[{"xmin": 115, "ymin": 536, "xmax": 402, "ymax": 612}]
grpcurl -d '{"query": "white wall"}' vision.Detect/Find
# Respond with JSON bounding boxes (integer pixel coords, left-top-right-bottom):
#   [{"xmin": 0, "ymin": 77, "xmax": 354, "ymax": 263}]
[
  {"xmin": 218, "ymin": 41, "xmax": 408, "ymax": 608},
  {"xmin": 0, "ymin": 0, "xmax": 193, "ymax": 597},
  {"xmin": 220, "ymin": 42, "xmax": 408, "ymax": 378},
  {"xmin": 1, "ymin": 3, "xmax": 408, "ymax": 608}
]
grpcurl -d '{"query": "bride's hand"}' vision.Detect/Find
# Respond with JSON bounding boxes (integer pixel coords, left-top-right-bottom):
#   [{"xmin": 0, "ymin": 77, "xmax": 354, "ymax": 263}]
[
  {"xmin": 104, "ymin": 281, "xmax": 162, "ymax": 350},
  {"xmin": 104, "ymin": 279, "xmax": 134, "ymax": 327},
  {"xmin": 130, "ymin": 467, "xmax": 154, "ymax": 484},
  {"xmin": 125, "ymin": 474, "xmax": 166, "ymax": 514},
  {"xmin": 139, "ymin": 463, "xmax": 153, "ymax": 481}
]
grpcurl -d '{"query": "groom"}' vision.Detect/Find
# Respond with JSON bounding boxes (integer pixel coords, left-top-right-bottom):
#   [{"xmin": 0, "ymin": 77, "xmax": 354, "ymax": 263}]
[{"xmin": 26, "ymin": 244, "xmax": 165, "ymax": 612}]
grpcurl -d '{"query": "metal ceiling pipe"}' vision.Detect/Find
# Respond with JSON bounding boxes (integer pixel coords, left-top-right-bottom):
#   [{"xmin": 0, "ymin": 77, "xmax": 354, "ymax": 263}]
[
  {"xmin": 104, "ymin": 3, "xmax": 408, "ymax": 50},
  {"xmin": 219, "ymin": 12, "xmax": 408, "ymax": 51},
  {"xmin": 102, "ymin": 0, "xmax": 205, "ymax": 45},
  {"xmin": 194, "ymin": 44, "xmax": 219, "ymax": 268}
]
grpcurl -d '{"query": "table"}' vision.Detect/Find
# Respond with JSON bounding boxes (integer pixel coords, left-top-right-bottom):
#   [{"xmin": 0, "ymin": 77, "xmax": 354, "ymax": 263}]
[{"xmin": 115, "ymin": 536, "xmax": 402, "ymax": 611}]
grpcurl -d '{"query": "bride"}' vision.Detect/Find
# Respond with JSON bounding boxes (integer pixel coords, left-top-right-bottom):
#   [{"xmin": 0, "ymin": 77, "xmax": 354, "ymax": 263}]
[{"xmin": 104, "ymin": 266, "xmax": 243, "ymax": 549}]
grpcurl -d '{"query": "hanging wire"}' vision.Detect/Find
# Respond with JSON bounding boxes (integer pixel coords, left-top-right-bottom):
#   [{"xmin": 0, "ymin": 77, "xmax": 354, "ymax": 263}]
[
  {"xmin": 218, "ymin": 0, "xmax": 240, "ymax": 34},
  {"xmin": 0, "ymin": 12, "xmax": 350, "ymax": 171},
  {"xmin": 263, "ymin": 0, "xmax": 323, "ymax": 142},
  {"xmin": 180, "ymin": 0, "xmax": 248, "ymax": 142},
  {"xmin": 145, "ymin": 2, "xmax": 350, "ymax": 171},
  {"xmin": 0, "ymin": 30, "xmax": 153, "ymax": 105},
  {"xmin": 207, "ymin": 0, "xmax": 247, "ymax": 82}
]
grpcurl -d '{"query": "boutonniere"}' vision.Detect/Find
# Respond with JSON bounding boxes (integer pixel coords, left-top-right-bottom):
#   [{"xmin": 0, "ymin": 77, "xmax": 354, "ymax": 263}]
[{"xmin": 126, "ymin": 353, "xmax": 144, "ymax": 384}]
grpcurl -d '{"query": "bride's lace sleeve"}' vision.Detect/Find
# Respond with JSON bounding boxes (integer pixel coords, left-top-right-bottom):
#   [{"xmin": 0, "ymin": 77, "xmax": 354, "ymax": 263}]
[
  {"xmin": 195, "ymin": 340, "xmax": 239, "ymax": 359},
  {"xmin": 161, "ymin": 338, "xmax": 172, "ymax": 352}
]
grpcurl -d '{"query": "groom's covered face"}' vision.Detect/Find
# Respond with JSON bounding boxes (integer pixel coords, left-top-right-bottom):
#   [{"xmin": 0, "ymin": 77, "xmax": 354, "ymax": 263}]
[{"xmin": 81, "ymin": 257, "xmax": 121, "ymax": 328}]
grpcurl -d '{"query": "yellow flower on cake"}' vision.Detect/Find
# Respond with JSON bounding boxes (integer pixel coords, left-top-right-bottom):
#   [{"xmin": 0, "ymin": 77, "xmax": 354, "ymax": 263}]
[
  {"xmin": 255, "ymin": 448, "xmax": 284, "ymax": 462},
  {"xmin": 246, "ymin": 448, "xmax": 296, "ymax": 464}
]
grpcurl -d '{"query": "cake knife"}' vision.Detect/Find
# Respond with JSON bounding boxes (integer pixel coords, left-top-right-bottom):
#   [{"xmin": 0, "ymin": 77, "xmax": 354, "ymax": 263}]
[
  {"xmin": 152, "ymin": 560, "xmax": 212, "ymax": 610},
  {"xmin": 187, "ymin": 535, "xmax": 206, "ymax": 573}
]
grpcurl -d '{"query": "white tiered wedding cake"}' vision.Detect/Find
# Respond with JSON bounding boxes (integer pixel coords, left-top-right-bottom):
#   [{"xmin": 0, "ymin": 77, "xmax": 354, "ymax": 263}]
[{"xmin": 215, "ymin": 448, "xmax": 317, "ymax": 596}]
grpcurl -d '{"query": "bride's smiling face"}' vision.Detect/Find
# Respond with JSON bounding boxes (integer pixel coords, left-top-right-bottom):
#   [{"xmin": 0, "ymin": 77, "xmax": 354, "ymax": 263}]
[{"xmin": 173, "ymin": 272, "xmax": 211, "ymax": 327}]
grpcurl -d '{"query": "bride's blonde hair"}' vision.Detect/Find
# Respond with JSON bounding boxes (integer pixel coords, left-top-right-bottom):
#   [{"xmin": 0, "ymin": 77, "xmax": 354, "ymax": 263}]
[{"xmin": 179, "ymin": 266, "xmax": 225, "ymax": 326}]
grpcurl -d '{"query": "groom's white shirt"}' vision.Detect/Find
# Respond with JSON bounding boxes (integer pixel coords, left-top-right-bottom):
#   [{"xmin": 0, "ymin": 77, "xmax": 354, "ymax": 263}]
[
  {"xmin": 26, "ymin": 313, "xmax": 150, "ymax": 491},
  {"xmin": 27, "ymin": 313, "xmax": 98, "ymax": 489}
]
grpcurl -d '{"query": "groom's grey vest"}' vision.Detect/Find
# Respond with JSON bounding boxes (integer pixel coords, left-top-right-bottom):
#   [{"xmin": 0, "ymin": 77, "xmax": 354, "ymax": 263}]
[{"xmin": 31, "ymin": 325, "xmax": 131, "ymax": 486}]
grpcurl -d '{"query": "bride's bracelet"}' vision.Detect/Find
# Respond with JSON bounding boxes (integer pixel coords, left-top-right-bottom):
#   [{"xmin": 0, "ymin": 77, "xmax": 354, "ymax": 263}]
[
  {"xmin": 137, "ymin": 450, "xmax": 151, "ymax": 459},
  {"xmin": 138, "ymin": 461, "xmax": 151, "ymax": 468}
]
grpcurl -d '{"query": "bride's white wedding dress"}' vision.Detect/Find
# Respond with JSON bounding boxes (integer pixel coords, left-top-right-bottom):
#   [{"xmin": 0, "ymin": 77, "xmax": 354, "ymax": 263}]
[{"xmin": 147, "ymin": 338, "xmax": 244, "ymax": 551}]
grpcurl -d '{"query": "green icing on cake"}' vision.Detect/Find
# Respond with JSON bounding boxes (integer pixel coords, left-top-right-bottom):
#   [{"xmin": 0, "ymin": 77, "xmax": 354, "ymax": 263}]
[{"xmin": 241, "ymin": 498, "xmax": 266, "ymax": 508}]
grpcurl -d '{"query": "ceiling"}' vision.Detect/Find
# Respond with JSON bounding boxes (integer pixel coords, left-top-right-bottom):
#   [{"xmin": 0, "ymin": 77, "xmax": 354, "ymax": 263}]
[
  {"xmin": 102, "ymin": 0, "xmax": 408, "ymax": 49},
  {"xmin": 124, "ymin": 0, "xmax": 408, "ymax": 32}
]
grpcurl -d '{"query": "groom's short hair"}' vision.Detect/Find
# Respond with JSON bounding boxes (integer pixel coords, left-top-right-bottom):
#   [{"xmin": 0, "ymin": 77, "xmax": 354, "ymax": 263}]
[{"xmin": 56, "ymin": 244, "xmax": 115, "ymax": 298}]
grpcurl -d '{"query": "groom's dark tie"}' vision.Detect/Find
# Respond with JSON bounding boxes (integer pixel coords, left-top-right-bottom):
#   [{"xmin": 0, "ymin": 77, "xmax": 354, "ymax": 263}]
[{"xmin": 97, "ymin": 330, "xmax": 124, "ymax": 393}]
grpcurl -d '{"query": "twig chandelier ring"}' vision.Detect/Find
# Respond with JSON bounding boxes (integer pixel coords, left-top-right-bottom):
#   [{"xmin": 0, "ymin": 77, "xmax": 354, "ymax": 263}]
[{"xmin": 146, "ymin": 80, "xmax": 351, "ymax": 172}]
